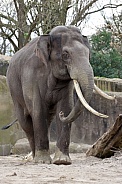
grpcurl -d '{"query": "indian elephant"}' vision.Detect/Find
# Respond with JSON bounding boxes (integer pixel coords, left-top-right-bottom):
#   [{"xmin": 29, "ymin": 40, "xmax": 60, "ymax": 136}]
[{"xmin": 6, "ymin": 25, "xmax": 114, "ymax": 165}]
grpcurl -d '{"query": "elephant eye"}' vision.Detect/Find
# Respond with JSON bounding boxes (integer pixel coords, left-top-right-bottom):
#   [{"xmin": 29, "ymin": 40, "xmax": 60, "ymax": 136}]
[{"xmin": 62, "ymin": 51, "xmax": 70, "ymax": 61}]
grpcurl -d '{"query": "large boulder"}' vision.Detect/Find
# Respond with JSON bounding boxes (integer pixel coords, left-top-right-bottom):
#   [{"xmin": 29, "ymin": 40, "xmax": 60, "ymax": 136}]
[
  {"xmin": 12, "ymin": 138, "xmax": 91, "ymax": 155},
  {"xmin": 0, "ymin": 54, "xmax": 11, "ymax": 76}
]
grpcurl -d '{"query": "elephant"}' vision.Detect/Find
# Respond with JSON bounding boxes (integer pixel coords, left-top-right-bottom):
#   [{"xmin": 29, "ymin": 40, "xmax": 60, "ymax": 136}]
[{"xmin": 6, "ymin": 25, "xmax": 114, "ymax": 165}]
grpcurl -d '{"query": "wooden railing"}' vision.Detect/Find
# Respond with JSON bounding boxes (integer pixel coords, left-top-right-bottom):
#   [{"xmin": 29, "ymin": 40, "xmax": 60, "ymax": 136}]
[{"xmin": 94, "ymin": 77, "xmax": 122, "ymax": 92}]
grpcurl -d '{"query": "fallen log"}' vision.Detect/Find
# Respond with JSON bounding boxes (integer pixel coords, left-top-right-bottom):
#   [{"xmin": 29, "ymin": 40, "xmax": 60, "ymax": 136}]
[{"xmin": 86, "ymin": 114, "xmax": 122, "ymax": 158}]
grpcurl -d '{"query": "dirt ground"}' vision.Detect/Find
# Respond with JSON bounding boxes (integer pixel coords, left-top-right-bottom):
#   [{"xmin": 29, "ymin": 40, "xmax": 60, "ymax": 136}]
[{"xmin": 0, "ymin": 151, "xmax": 122, "ymax": 184}]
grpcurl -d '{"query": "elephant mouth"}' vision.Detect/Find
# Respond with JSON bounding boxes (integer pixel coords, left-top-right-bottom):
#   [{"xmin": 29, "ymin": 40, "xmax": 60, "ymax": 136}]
[{"xmin": 59, "ymin": 80, "xmax": 115, "ymax": 122}]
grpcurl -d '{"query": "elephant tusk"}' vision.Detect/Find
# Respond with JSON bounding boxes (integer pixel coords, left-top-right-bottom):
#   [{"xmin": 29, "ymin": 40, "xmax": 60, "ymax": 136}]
[
  {"xmin": 94, "ymin": 84, "xmax": 115, "ymax": 100},
  {"xmin": 73, "ymin": 80, "xmax": 109, "ymax": 118}
]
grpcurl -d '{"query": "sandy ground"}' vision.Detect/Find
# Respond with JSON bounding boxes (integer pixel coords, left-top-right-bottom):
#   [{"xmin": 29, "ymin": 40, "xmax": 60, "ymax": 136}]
[{"xmin": 0, "ymin": 151, "xmax": 122, "ymax": 184}]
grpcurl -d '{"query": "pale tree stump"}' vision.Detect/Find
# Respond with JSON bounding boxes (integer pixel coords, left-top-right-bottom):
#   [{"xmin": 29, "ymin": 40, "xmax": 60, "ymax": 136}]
[{"xmin": 86, "ymin": 114, "xmax": 122, "ymax": 158}]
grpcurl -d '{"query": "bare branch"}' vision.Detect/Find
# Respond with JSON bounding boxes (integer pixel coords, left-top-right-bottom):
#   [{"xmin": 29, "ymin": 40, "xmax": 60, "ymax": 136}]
[
  {"xmin": 0, "ymin": 13, "xmax": 17, "ymax": 24},
  {"xmin": 13, "ymin": 0, "xmax": 19, "ymax": 16},
  {"xmin": 1, "ymin": 28, "xmax": 18, "ymax": 52},
  {"xmin": 86, "ymin": 3, "xmax": 122, "ymax": 16},
  {"xmin": 71, "ymin": 0, "xmax": 98, "ymax": 25}
]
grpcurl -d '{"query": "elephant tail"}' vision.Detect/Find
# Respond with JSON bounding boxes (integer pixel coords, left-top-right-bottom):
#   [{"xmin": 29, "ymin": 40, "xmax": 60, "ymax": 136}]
[{"xmin": 1, "ymin": 119, "xmax": 18, "ymax": 130}]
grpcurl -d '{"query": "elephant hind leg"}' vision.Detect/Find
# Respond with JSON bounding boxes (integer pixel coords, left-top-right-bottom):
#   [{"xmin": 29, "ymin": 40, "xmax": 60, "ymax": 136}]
[
  {"xmin": 15, "ymin": 103, "xmax": 35, "ymax": 157},
  {"xmin": 24, "ymin": 114, "xmax": 35, "ymax": 157}
]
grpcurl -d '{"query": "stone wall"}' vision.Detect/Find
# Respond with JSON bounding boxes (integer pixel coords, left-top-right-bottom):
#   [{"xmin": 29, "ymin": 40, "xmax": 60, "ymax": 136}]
[
  {"xmin": 0, "ymin": 75, "xmax": 25, "ymax": 155},
  {"xmin": 0, "ymin": 75, "xmax": 14, "ymax": 155},
  {"xmin": 71, "ymin": 91, "xmax": 122, "ymax": 144}
]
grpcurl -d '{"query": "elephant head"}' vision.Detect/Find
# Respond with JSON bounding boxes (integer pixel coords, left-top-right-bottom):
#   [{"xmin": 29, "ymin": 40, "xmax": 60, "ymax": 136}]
[{"xmin": 35, "ymin": 26, "xmax": 114, "ymax": 123}]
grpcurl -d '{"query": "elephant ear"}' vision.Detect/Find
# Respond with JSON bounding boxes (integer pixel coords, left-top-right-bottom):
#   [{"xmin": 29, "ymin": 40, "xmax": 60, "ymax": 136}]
[
  {"xmin": 82, "ymin": 35, "xmax": 91, "ymax": 59},
  {"xmin": 35, "ymin": 35, "xmax": 51, "ymax": 66},
  {"xmin": 50, "ymin": 34, "xmax": 62, "ymax": 60},
  {"xmin": 82, "ymin": 35, "xmax": 90, "ymax": 50}
]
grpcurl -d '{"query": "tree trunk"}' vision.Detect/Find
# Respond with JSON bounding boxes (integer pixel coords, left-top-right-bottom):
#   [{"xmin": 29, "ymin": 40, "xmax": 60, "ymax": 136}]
[
  {"xmin": 86, "ymin": 114, "xmax": 122, "ymax": 158},
  {"xmin": 17, "ymin": 0, "xmax": 29, "ymax": 49}
]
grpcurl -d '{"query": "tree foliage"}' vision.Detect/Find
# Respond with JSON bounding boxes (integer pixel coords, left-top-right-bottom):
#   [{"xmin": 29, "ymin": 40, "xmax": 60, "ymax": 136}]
[{"xmin": 90, "ymin": 26, "xmax": 122, "ymax": 78}]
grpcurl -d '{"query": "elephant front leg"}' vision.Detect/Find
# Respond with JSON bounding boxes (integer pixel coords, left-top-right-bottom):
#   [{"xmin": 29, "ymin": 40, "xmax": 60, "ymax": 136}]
[
  {"xmin": 34, "ymin": 150, "xmax": 51, "ymax": 164},
  {"xmin": 32, "ymin": 102, "xmax": 52, "ymax": 164},
  {"xmin": 52, "ymin": 96, "xmax": 73, "ymax": 165},
  {"xmin": 33, "ymin": 120, "xmax": 52, "ymax": 164}
]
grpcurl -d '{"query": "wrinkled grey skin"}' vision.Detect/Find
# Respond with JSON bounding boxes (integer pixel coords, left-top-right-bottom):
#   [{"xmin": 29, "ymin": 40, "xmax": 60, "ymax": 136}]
[{"xmin": 7, "ymin": 26, "xmax": 94, "ymax": 164}]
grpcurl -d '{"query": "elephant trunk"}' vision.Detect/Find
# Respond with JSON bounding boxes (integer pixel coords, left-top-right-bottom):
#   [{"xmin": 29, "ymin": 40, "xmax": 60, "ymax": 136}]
[
  {"xmin": 59, "ymin": 62, "xmax": 94, "ymax": 123},
  {"xmin": 59, "ymin": 61, "xmax": 108, "ymax": 123}
]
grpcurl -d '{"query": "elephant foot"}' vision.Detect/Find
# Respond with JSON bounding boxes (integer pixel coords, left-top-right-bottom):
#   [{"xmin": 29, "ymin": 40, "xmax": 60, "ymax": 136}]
[
  {"xmin": 34, "ymin": 150, "xmax": 52, "ymax": 164},
  {"xmin": 52, "ymin": 147, "xmax": 72, "ymax": 165},
  {"xmin": 23, "ymin": 151, "xmax": 33, "ymax": 162}
]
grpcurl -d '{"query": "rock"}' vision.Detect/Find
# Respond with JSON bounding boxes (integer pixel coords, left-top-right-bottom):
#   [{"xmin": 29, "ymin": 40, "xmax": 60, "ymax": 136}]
[
  {"xmin": 0, "ymin": 144, "xmax": 13, "ymax": 156},
  {"xmin": 11, "ymin": 138, "xmax": 31, "ymax": 155},
  {"xmin": 0, "ymin": 54, "xmax": 11, "ymax": 76},
  {"xmin": 11, "ymin": 138, "xmax": 91, "ymax": 155}
]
